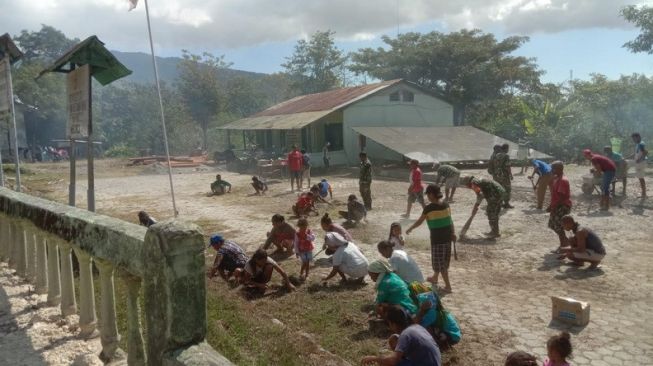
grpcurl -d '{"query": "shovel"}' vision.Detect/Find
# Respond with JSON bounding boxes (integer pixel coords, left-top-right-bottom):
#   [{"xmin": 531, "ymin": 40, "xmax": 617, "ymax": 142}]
[{"xmin": 458, "ymin": 207, "xmax": 478, "ymax": 239}]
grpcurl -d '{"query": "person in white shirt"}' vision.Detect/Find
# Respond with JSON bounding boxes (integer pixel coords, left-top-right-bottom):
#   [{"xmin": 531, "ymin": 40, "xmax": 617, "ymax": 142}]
[
  {"xmin": 321, "ymin": 232, "xmax": 369, "ymax": 284},
  {"xmin": 377, "ymin": 240, "xmax": 424, "ymax": 283}
]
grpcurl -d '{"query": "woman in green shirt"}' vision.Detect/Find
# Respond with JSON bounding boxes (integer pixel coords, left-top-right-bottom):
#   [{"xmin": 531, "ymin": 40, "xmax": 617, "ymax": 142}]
[{"xmin": 368, "ymin": 260, "xmax": 417, "ymax": 318}]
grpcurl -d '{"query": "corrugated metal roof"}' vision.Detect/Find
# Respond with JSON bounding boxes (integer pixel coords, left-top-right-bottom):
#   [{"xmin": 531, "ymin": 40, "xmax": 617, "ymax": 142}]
[
  {"xmin": 255, "ymin": 79, "xmax": 403, "ymax": 117},
  {"xmin": 352, "ymin": 126, "xmax": 551, "ymax": 163},
  {"xmin": 219, "ymin": 110, "xmax": 333, "ymax": 130}
]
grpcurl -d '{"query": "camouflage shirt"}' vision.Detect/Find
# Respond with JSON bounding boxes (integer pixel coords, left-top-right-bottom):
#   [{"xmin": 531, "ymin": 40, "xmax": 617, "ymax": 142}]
[
  {"xmin": 359, "ymin": 159, "xmax": 372, "ymax": 185},
  {"xmin": 436, "ymin": 165, "xmax": 460, "ymax": 182},
  {"xmin": 493, "ymin": 152, "xmax": 511, "ymax": 178},
  {"xmin": 472, "ymin": 178, "xmax": 505, "ymax": 203}
]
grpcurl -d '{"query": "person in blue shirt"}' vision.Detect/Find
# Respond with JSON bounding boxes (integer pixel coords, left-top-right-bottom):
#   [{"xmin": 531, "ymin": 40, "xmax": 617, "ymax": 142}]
[
  {"xmin": 528, "ymin": 159, "xmax": 553, "ymax": 210},
  {"xmin": 318, "ymin": 178, "xmax": 333, "ymax": 199},
  {"xmin": 603, "ymin": 146, "xmax": 627, "ymax": 196}
]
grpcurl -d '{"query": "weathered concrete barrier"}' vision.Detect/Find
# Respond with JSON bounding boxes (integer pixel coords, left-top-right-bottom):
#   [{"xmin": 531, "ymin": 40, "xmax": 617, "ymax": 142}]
[{"xmin": 0, "ymin": 187, "xmax": 233, "ymax": 366}]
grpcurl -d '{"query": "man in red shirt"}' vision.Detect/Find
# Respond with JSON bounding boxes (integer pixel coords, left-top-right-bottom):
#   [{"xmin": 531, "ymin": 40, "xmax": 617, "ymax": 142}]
[
  {"xmin": 583, "ymin": 149, "xmax": 616, "ymax": 211},
  {"xmin": 548, "ymin": 161, "xmax": 572, "ymax": 249},
  {"xmin": 287, "ymin": 145, "xmax": 303, "ymax": 192},
  {"xmin": 402, "ymin": 159, "xmax": 425, "ymax": 218}
]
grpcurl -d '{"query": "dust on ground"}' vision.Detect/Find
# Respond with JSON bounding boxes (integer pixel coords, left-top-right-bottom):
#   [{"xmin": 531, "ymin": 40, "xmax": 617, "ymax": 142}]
[{"xmin": 11, "ymin": 160, "xmax": 653, "ymax": 365}]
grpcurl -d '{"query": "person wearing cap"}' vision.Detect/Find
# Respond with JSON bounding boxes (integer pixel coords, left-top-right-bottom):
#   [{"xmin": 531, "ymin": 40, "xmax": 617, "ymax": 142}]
[
  {"xmin": 368, "ymin": 260, "xmax": 418, "ymax": 318},
  {"xmin": 210, "ymin": 174, "xmax": 232, "ymax": 195},
  {"xmin": 287, "ymin": 145, "xmax": 304, "ymax": 192},
  {"xmin": 603, "ymin": 146, "xmax": 627, "ymax": 196},
  {"xmin": 460, "ymin": 176, "xmax": 505, "ymax": 239},
  {"xmin": 377, "ymin": 241, "xmax": 424, "ymax": 284},
  {"xmin": 583, "ymin": 149, "xmax": 616, "ymax": 210},
  {"xmin": 629, "ymin": 132, "xmax": 648, "ymax": 198},
  {"xmin": 529, "ymin": 159, "xmax": 553, "ymax": 210},
  {"xmin": 548, "ymin": 161, "xmax": 572, "ymax": 249},
  {"xmin": 339, "ymin": 194, "xmax": 367, "ymax": 224},
  {"xmin": 359, "ymin": 152, "xmax": 373, "ymax": 210},
  {"xmin": 406, "ymin": 184, "xmax": 456, "ymax": 292},
  {"xmin": 403, "ymin": 159, "xmax": 425, "ymax": 218},
  {"xmin": 207, "ymin": 235, "xmax": 248, "ymax": 282},
  {"xmin": 137, "ymin": 211, "xmax": 157, "ymax": 227},
  {"xmin": 433, "ymin": 162, "xmax": 460, "ymax": 202},
  {"xmin": 240, "ymin": 248, "xmax": 295, "ymax": 294},
  {"xmin": 321, "ymin": 232, "xmax": 369, "ymax": 284},
  {"xmin": 262, "ymin": 214, "xmax": 296, "ymax": 253}
]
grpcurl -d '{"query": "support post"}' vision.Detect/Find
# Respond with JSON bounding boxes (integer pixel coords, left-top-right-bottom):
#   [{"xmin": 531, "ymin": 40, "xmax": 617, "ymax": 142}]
[
  {"xmin": 69, "ymin": 139, "xmax": 76, "ymax": 207},
  {"xmin": 35, "ymin": 233, "xmax": 48, "ymax": 294},
  {"xmin": 25, "ymin": 228, "xmax": 36, "ymax": 282},
  {"xmin": 87, "ymin": 73, "xmax": 95, "ymax": 212},
  {"xmin": 122, "ymin": 272, "xmax": 146, "ymax": 366},
  {"xmin": 96, "ymin": 259, "xmax": 123, "ymax": 362},
  {"xmin": 14, "ymin": 221, "xmax": 26, "ymax": 277},
  {"xmin": 74, "ymin": 248, "xmax": 98, "ymax": 338},
  {"xmin": 46, "ymin": 236, "xmax": 61, "ymax": 306},
  {"xmin": 58, "ymin": 241, "xmax": 77, "ymax": 317}
]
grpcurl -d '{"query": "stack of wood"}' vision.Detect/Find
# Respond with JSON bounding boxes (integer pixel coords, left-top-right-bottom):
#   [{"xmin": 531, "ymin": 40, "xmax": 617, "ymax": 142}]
[{"xmin": 128, "ymin": 153, "xmax": 208, "ymax": 168}]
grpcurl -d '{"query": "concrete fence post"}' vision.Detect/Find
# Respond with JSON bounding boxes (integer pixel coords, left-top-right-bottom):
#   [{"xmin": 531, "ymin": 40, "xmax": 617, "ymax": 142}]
[
  {"xmin": 58, "ymin": 241, "xmax": 77, "ymax": 317},
  {"xmin": 143, "ymin": 220, "xmax": 207, "ymax": 365},
  {"xmin": 35, "ymin": 233, "xmax": 48, "ymax": 294}
]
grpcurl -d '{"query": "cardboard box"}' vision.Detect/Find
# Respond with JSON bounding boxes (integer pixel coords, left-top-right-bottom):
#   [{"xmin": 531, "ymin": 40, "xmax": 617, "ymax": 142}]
[{"xmin": 551, "ymin": 296, "xmax": 590, "ymax": 326}]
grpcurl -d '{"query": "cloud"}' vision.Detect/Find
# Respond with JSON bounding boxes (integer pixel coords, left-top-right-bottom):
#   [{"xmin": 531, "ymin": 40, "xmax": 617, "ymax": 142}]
[{"xmin": 0, "ymin": 0, "xmax": 647, "ymax": 53}]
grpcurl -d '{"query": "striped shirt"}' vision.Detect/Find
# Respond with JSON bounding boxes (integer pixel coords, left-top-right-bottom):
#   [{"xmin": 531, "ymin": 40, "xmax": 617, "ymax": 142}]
[{"xmin": 422, "ymin": 202, "xmax": 453, "ymax": 229}]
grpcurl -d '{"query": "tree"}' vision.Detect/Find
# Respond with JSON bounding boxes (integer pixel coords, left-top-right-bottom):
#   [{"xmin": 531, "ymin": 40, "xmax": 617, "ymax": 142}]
[
  {"xmin": 621, "ymin": 5, "xmax": 653, "ymax": 54},
  {"xmin": 176, "ymin": 51, "xmax": 232, "ymax": 149},
  {"xmin": 350, "ymin": 29, "xmax": 542, "ymax": 124},
  {"xmin": 282, "ymin": 30, "xmax": 348, "ymax": 94},
  {"xmin": 14, "ymin": 25, "xmax": 79, "ymax": 62}
]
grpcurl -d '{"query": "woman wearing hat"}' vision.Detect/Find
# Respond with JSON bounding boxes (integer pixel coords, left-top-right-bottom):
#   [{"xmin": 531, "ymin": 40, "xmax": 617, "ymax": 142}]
[
  {"xmin": 367, "ymin": 259, "xmax": 418, "ymax": 317},
  {"xmin": 406, "ymin": 184, "xmax": 456, "ymax": 293},
  {"xmin": 207, "ymin": 235, "xmax": 249, "ymax": 283},
  {"xmin": 321, "ymin": 232, "xmax": 369, "ymax": 284}
]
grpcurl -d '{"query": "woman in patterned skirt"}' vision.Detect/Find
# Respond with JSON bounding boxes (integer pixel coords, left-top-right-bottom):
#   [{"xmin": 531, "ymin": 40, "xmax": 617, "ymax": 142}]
[{"xmin": 406, "ymin": 184, "xmax": 456, "ymax": 292}]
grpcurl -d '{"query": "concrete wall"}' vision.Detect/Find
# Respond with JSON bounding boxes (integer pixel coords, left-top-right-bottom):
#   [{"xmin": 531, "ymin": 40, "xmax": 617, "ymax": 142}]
[{"xmin": 342, "ymin": 83, "xmax": 454, "ymax": 165}]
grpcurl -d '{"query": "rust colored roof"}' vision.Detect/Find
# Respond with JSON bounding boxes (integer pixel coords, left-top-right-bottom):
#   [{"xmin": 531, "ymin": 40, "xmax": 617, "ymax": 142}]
[{"xmin": 254, "ymin": 79, "xmax": 403, "ymax": 117}]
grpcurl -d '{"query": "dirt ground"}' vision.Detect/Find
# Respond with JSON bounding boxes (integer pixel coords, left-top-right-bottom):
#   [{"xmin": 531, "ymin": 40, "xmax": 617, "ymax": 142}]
[{"xmin": 15, "ymin": 159, "xmax": 653, "ymax": 365}]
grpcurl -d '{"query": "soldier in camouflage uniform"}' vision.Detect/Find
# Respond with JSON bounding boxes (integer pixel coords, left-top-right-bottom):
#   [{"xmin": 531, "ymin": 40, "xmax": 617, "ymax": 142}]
[
  {"xmin": 359, "ymin": 152, "xmax": 373, "ymax": 210},
  {"xmin": 493, "ymin": 144, "xmax": 514, "ymax": 208},
  {"xmin": 487, "ymin": 144, "xmax": 502, "ymax": 177},
  {"xmin": 462, "ymin": 176, "xmax": 506, "ymax": 238}
]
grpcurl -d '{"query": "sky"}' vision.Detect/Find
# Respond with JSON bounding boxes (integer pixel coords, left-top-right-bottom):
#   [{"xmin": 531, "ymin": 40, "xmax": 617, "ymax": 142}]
[{"xmin": 1, "ymin": 0, "xmax": 652, "ymax": 83}]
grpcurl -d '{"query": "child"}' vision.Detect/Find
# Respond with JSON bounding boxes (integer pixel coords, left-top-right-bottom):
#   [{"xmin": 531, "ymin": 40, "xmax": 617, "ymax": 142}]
[
  {"xmin": 293, "ymin": 218, "xmax": 315, "ymax": 281},
  {"xmin": 292, "ymin": 191, "xmax": 318, "ymax": 217},
  {"xmin": 544, "ymin": 332, "xmax": 572, "ymax": 366},
  {"xmin": 251, "ymin": 176, "xmax": 268, "ymax": 195},
  {"xmin": 388, "ymin": 222, "xmax": 406, "ymax": 250},
  {"xmin": 210, "ymin": 174, "xmax": 232, "ymax": 195},
  {"xmin": 505, "ymin": 352, "xmax": 537, "ymax": 366}
]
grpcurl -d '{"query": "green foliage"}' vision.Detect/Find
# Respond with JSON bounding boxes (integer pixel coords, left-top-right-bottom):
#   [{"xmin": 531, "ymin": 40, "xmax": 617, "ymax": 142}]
[
  {"xmin": 282, "ymin": 30, "xmax": 348, "ymax": 94},
  {"xmin": 177, "ymin": 51, "xmax": 232, "ymax": 149},
  {"xmin": 104, "ymin": 143, "xmax": 137, "ymax": 158},
  {"xmin": 621, "ymin": 5, "xmax": 653, "ymax": 54},
  {"xmin": 350, "ymin": 29, "xmax": 542, "ymax": 124},
  {"xmin": 14, "ymin": 25, "xmax": 79, "ymax": 62}
]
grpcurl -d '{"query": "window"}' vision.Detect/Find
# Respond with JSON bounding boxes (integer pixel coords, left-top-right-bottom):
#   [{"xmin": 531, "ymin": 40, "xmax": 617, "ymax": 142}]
[
  {"xmin": 402, "ymin": 90, "xmax": 414, "ymax": 102},
  {"xmin": 389, "ymin": 91, "xmax": 400, "ymax": 102},
  {"xmin": 324, "ymin": 123, "xmax": 344, "ymax": 150}
]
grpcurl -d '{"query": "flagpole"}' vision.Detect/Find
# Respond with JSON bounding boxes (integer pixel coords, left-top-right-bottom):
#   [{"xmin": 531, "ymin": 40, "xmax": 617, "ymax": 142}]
[
  {"xmin": 143, "ymin": 0, "xmax": 178, "ymax": 217},
  {"xmin": 6, "ymin": 57, "xmax": 21, "ymax": 192}
]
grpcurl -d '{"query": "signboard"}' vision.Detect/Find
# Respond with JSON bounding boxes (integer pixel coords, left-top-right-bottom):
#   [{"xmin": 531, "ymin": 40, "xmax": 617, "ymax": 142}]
[
  {"xmin": 67, "ymin": 64, "xmax": 90, "ymax": 138},
  {"xmin": 0, "ymin": 58, "xmax": 9, "ymax": 114}
]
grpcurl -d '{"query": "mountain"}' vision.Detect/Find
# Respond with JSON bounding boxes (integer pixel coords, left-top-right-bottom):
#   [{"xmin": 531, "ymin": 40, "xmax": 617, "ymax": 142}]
[{"xmin": 111, "ymin": 50, "xmax": 268, "ymax": 84}]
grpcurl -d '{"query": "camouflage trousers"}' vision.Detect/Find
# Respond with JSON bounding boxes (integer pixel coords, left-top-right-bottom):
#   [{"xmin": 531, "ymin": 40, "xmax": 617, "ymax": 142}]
[
  {"xmin": 486, "ymin": 197, "xmax": 502, "ymax": 222},
  {"xmin": 493, "ymin": 176, "xmax": 512, "ymax": 204}
]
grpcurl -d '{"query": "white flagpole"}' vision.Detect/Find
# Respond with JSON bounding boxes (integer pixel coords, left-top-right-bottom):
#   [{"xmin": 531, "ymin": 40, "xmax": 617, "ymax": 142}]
[
  {"xmin": 143, "ymin": 0, "xmax": 178, "ymax": 216},
  {"xmin": 5, "ymin": 57, "xmax": 21, "ymax": 192}
]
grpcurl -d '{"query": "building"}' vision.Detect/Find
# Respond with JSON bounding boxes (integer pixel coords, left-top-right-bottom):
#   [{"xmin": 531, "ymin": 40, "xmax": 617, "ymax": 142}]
[{"xmin": 221, "ymin": 79, "xmax": 548, "ymax": 166}]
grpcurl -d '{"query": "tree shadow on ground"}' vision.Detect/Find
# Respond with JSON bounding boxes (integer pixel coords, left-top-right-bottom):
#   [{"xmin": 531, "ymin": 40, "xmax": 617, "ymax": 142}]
[
  {"xmin": 547, "ymin": 320, "xmax": 588, "ymax": 335},
  {"xmin": 457, "ymin": 237, "xmax": 498, "ymax": 245},
  {"xmin": 576, "ymin": 210, "xmax": 614, "ymax": 218},
  {"xmin": 521, "ymin": 208, "xmax": 545, "ymax": 215},
  {"xmin": 554, "ymin": 266, "xmax": 605, "ymax": 280}
]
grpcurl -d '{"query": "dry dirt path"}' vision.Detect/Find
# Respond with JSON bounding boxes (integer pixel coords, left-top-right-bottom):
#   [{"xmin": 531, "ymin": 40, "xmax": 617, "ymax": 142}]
[{"xmin": 7, "ymin": 161, "xmax": 653, "ymax": 365}]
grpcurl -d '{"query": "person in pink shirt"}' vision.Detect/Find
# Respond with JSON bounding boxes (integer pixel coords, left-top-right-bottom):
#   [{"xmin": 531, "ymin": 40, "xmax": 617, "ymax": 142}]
[
  {"xmin": 287, "ymin": 145, "xmax": 304, "ymax": 192},
  {"xmin": 544, "ymin": 332, "xmax": 572, "ymax": 366},
  {"xmin": 402, "ymin": 159, "xmax": 425, "ymax": 218},
  {"xmin": 548, "ymin": 161, "xmax": 572, "ymax": 249},
  {"xmin": 583, "ymin": 149, "xmax": 616, "ymax": 210}
]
